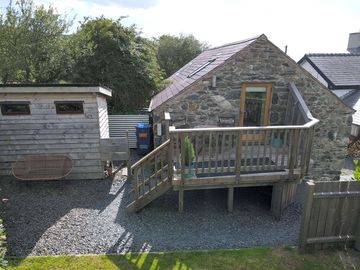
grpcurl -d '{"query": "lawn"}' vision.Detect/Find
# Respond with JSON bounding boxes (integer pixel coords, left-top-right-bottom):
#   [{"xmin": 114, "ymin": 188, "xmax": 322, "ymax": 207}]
[{"xmin": 5, "ymin": 247, "xmax": 359, "ymax": 270}]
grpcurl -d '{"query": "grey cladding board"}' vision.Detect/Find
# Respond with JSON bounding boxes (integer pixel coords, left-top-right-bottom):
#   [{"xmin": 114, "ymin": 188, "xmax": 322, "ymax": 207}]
[{"xmin": 108, "ymin": 114, "xmax": 149, "ymax": 148}]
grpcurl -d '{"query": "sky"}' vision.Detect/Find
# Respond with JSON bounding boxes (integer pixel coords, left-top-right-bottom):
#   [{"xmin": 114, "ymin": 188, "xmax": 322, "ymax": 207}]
[{"xmin": 0, "ymin": 0, "xmax": 359, "ymax": 61}]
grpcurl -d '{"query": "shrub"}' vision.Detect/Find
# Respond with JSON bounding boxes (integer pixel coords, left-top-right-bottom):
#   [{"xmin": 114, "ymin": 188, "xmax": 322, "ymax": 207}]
[
  {"xmin": 184, "ymin": 136, "xmax": 195, "ymax": 166},
  {"xmin": 353, "ymin": 160, "xmax": 360, "ymax": 181}
]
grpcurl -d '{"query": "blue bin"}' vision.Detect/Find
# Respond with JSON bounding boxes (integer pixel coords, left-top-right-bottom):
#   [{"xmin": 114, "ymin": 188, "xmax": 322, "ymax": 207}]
[{"xmin": 136, "ymin": 123, "xmax": 152, "ymax": 155}]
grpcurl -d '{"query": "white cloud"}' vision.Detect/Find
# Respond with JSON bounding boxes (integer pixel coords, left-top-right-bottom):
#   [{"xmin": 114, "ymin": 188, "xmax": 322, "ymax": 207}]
[{"xmin": 34, "ymin": 0, "xmax": 360, "ymax": 60}]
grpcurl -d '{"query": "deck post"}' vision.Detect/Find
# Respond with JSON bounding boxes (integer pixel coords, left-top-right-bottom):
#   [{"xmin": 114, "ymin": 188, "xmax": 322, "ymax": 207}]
[
  {"xmin": 168, "ymin": 130, "xmax": 174, "ymax": 181},
  {"xmin": 227, "ymin": 187, "xmax": 234, "ymax": 212},
  {"xmin": 164, "ymin": 112, "xmax": 171, "ymax": 141},
  {"xmin": 271, "ymin": 182, "xmax": 284, "ymax": 220},
  {"xmin": 235, "ymin": 132, "xmax": 241, "ymax": 183},
  {"xmin": 126, "ymin": 130, "xmax": 131, "ymax": 179},
  {"xmin": 179, "ymin": 133, "xmax": 185, "ymax": 212},
  {"xmin": 178, "ymin": 189, "xmax": 184, "ymax": 212},
  {"xmin": 289, "ymin": 129, "xmax": 300, "ymax": 180}
]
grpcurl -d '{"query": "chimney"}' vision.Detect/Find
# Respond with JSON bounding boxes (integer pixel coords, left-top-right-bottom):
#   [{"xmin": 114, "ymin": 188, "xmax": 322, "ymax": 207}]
[{"xmin": 347, "ymin": 32, "xmax": 360, "ymax": 54}]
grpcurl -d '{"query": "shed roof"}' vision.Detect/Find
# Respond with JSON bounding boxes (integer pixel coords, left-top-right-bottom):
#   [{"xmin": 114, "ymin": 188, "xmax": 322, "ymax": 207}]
[
  {"xmin": 343, "ymin": 90, "xmax": 360, "ymax": 126},
  {"xmin": 298, "ymin": 54, "xmax": 360, "ymax": 89},
  {"xmin": 0, "ymin": 84, "xmax": 112, "ymax": 97},
  {"xmin": 149, "ymin": 35, "xmax": 264, "ymax": 111}
]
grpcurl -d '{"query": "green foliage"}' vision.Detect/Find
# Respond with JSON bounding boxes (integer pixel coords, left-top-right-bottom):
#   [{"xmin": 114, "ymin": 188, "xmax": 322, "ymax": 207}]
[
  {"xmin": 68, "ymin": 17, "xmax": 164, "ymax": 113},
  {"xmin": 0, "ymin": 0, "xmax": 73, "ymax": 83},
  {"xmin": 0, "ymin": 215, "xmax": 7, "ymax": 267},
  {"xmin": 156, "ymin": 34, "xmax": 208, "ymax": 78},
  {"xmin": 0, "ymin": 2, "xmax": 207, "ymax": 113},
  {"xmin": 353, "ymin": 159, "xmax": 360, "ymax": 181},
  {"xmin": 183, "ymin": 136, "xmax": 195, "ymax": 166}
]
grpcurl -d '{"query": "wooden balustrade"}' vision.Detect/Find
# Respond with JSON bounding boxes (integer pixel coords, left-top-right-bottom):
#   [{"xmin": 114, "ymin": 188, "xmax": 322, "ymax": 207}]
[
  {"xmin": 130, "ymin": 139, "xmax": 171, "ymax": 201},
  {"xmin": 169, "ymin": 125, "xmax": 314, "ymax": 181}
]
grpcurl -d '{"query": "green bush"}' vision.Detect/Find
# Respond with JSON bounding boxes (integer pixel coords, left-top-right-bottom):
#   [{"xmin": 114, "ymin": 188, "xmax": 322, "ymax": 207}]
[
  {"xmin": 353, "ymin": 160, "xmax": 360, "ymax": 181},
  {"xmin": 0, "ymin": 216, "xmax": 7, "ymax": 267},
  {"xmin": 184, "ymin": 136, "xmax": 195, "ymax": 166}
]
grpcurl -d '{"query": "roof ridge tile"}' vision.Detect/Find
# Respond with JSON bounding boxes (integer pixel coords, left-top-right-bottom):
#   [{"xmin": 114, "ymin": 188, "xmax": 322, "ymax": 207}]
[{"xmin": 306, "ymin": 53, "xmax": 360, "ymax": 57}]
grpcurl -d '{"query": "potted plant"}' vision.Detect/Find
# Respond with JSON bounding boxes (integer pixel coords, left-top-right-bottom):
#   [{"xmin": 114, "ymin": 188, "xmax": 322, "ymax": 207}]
[
  {"xmin": 183, "ymin": 136, "xmax": 196, "ymax": 178},
  {"xmin": 271, "ymin": 132, "xmax": 284, "ymax": 149}
]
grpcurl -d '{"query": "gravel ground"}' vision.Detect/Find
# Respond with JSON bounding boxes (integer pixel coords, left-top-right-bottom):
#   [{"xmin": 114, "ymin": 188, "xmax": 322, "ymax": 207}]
[{"xmin": 1, "ymin": 170, "xmax": 305, "ymax": 257}]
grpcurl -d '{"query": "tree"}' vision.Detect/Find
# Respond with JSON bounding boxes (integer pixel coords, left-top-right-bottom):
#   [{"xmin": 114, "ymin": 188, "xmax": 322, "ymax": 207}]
[
  {"xmin": 0, "ymin": 0, "xmax": 72, "ymax": 83},
  {"xmin": 156, "ymin": 34, "xmax": 208, "ymax": 78},
  {"xmin": 69, "ymin": 17, "xmax": 164, "ymax": 113}
]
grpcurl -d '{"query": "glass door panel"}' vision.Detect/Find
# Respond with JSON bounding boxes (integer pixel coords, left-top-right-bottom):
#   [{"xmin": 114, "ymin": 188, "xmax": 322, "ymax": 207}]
[
  {"xmin": 243, "ymin": 87, "xmax": 267, "ymax": 126},
  {"xmin": 239, "ymin": 83, "xmax": 272, "ymax": 142}
]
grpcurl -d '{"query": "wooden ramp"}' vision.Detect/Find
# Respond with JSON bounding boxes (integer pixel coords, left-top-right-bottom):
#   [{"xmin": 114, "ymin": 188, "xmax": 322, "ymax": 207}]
[{"xmin": 126, "ymin": 140, "xmax": 171, "ymax": 212}]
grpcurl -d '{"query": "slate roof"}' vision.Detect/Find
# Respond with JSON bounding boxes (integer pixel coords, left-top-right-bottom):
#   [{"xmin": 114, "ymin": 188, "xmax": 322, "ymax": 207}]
[
  {"xmin": 298, "ymin": 54, "xmax": 360, "ymax": 89},
  {"xmin": 149, "ymin": 35, "xmax": 264, "ymax": 111},
  {"xmin": 343, "ymin": 90, "xmax": 360, "ymax": 126}
]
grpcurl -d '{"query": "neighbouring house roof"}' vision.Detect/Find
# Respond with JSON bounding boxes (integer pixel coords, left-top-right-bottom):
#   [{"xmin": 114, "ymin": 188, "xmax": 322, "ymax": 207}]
[
  {"xmin": 149, "ymin": 35, "xmax": 264, "ymax": 111},
  {"xmin": 298, "ymin": 54, "xmax": 360, "ymax": 89},
  {"xmin": 343, "ymin": 90, "xmax": 360, "ymax": 126},
  {"xmin": 0, "ymin": 83, "xmax": 112, "ymax": 97}
]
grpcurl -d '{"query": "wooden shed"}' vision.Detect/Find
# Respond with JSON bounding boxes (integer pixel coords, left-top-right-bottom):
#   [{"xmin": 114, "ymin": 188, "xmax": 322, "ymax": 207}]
[{"xmin": 0, "ymin": 84, "xmax": 113, "ymax": 180}]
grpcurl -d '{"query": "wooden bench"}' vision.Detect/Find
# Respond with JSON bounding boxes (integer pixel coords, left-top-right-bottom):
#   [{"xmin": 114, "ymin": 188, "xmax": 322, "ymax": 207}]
[{"xmin": 12, "ymin": 155, "xmax": 73, "ymax": 181}]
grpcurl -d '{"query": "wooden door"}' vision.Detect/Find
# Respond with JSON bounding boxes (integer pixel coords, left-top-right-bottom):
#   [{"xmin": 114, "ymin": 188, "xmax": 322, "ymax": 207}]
[{"xmin": 239, "ymin": 83, "xmax": 272, "ymax": 141}]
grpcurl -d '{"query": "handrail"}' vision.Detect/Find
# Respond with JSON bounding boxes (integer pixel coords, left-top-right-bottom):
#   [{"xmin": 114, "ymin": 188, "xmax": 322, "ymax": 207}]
[
  {"xmin": 169, "ymin": 122, "xmax": 318, "ymax": 134},
  {"xmin": 288, "ymin": 82, "xmax": 318, "ymax": 123},
  {"xmin": 131, "ymin": 139, "xmax": 170, "ymax": 169}
]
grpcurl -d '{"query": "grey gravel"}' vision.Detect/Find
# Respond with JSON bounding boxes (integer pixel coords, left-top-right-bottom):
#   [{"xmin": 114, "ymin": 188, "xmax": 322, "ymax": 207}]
[{"xmin": 1, "ymin": 171, "xmax": 305, "ymax": 257}]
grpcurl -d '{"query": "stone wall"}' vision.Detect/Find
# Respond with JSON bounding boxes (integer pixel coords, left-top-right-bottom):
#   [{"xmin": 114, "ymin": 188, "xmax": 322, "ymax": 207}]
[{"xmin": 152, "ymin": 36, "xmax": 353, "ymax": 180}]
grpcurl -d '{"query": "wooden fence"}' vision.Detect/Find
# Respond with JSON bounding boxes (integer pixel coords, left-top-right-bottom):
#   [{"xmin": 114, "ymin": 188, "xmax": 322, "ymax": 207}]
[
  {"xmin": 108, "ymin": 114, "xmax": 149, "ymax": 148},
  {"xmin": 299, "ymin": 180, "xmax": 360, "ymax": 252}
]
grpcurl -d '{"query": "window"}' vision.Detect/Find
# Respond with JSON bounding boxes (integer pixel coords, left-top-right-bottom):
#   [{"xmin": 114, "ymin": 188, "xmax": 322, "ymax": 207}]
[
  {"xmin": 187, "ymin": 58, "xmax": 216, "ymax": 78},
  {"xmin": 55, "ymin": 101, "xmax": 84, "ymax": 114},
  {"xmin": 0, "ymin": 102, "xmax": 30, "ymax": 115}
]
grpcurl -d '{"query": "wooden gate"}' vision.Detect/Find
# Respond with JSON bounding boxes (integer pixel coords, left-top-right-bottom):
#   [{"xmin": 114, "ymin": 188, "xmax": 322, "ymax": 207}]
[{"xmin": 299, "ymin": 180, "xmax": 360, "ymax": 252}]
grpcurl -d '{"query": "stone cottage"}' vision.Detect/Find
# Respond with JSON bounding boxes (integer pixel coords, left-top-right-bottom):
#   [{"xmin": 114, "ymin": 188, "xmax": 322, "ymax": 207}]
[{"xmin": 149, "ymin": 34, "xmax": 353, "ymax": 180}]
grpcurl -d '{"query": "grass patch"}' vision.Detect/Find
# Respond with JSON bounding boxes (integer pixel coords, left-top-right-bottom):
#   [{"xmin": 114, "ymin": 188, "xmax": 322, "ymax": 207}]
[{"xmin": 5, "ymin": 247, "xmax": 359, "ymax": 270}]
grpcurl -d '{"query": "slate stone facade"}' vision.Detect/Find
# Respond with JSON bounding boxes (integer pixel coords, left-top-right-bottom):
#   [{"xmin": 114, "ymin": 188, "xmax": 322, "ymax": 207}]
[{"xmin": 152, "ymin": 36, "xmax": 353, "ymax": 180}]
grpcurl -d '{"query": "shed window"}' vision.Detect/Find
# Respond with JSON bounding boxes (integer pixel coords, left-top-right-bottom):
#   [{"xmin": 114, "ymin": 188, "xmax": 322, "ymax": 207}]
[
  {"xmin": 0, "ymin": 102, "xmax": 30, "ymax": 115},
  {"xmin": 55, "ymin": 101, "xmax": 84, "ymax": 114}
]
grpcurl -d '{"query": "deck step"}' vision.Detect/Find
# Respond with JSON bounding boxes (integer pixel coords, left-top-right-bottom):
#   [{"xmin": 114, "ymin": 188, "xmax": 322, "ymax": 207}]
[{"xmin": 126, "ymin": 179, "xmax": 172, "ymax": 212}]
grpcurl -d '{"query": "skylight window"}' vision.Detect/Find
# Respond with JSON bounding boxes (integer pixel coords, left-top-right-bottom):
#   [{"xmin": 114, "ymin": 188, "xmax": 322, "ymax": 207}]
[{"xmin": 187, "ymin": 58, "xmax": 216, "ymax": 78}]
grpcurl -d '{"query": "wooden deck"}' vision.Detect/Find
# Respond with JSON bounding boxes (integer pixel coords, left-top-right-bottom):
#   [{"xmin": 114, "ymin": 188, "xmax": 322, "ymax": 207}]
[{"xmin": 126, "ymin": 82, "xmax": 319, "ymax": 218}]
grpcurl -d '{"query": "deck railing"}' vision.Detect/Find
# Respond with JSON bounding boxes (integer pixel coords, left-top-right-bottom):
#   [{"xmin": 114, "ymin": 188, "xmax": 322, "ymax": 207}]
[
  {"xmin": 130, "ymin": 139, "xmax": 170, "ymax": 200},
  {"xmin": 168, "ymin": 82, "xmax": 319, "ymax": 181}
]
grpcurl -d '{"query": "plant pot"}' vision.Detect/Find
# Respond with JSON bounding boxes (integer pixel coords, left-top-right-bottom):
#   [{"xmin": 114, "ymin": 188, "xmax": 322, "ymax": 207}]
[
  {"xmin": 183, "ymin": 163, "xmax": 196, "ymax": 179},
  {"xmin": 272, "ymin": 137, "xmax": 284, "ymax": 149}
]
